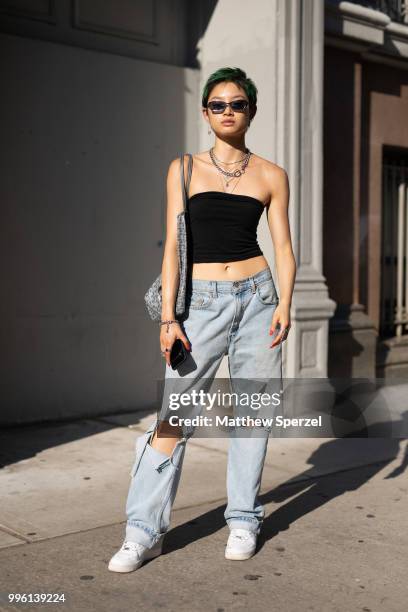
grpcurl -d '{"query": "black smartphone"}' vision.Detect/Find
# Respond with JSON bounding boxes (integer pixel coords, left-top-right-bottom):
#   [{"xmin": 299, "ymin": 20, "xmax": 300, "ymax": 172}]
[{"xmin": 170, "ymin": 339, "xmax": 188, "ymax": 369}]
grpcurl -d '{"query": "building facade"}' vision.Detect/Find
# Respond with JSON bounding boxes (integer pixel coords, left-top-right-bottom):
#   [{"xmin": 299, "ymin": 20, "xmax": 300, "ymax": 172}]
[
  {"xmin": 1, "ymin": 0, "xmax": 407, "ymax": 424},
  {"xmin": 325, "ymin": 0, "xmax": 408, "ymax": 379}
]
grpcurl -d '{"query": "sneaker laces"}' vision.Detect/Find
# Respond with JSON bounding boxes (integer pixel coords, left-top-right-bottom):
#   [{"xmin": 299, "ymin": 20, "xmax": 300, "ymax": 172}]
[
  {"xmin": 230, "ymin": 529, "xmax": 254, "ymax": 541},
  {"xmin": 121, "ymin": 540, "xmax": 145, "ymax": 555}
]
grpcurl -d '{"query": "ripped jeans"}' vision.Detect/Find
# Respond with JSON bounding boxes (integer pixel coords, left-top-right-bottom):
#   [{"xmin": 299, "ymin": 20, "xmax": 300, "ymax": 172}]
[{"xmin": 125, "ymin": 266, "xmax": 283, "ymax": 548}]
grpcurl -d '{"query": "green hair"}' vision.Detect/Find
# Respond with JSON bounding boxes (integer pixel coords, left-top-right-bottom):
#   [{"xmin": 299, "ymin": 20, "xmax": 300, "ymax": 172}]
[{"xmin": 201, "ymin": 67, "xmax": 258, "ymax": 109}]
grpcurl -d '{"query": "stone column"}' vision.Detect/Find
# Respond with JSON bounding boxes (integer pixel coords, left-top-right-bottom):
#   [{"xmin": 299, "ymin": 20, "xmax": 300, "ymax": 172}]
[{"xmin": 275, "ymin": 0, "xmax": 336, "ymax": 377}]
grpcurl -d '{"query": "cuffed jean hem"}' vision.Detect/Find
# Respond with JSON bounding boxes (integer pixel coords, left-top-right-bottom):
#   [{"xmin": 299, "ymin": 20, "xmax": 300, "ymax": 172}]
[
  {"xmin": 226, "ymin": 517, "xmax": 262, "ymax": 535},
  {"xmin": 125, "ymin": 521, "xmax": 164, "ymax": 548}
]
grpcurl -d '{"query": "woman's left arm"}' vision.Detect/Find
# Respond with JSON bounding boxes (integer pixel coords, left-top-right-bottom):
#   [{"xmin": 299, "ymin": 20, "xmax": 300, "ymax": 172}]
[{"xmin": 264, "ymin": 163, "xmax": 297, "ymax": 346}]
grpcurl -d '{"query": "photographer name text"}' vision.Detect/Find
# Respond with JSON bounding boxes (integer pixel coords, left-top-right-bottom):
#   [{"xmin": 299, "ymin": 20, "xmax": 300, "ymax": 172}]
[{"xmin": 167, "ymin": 415, "xmax": 322, "ymax": 428}]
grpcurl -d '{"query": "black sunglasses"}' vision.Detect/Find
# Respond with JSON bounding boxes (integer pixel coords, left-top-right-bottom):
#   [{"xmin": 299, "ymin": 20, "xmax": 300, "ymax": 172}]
[{"xmin": 206, "ymin": 99, "xmax": 249, "ymax": 113}]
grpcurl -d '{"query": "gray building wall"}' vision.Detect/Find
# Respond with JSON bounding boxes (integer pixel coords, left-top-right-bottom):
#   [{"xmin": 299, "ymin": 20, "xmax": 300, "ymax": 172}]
[{"xmin": 1, "ymin": 31, "xmax": 199, "ymax": 425}]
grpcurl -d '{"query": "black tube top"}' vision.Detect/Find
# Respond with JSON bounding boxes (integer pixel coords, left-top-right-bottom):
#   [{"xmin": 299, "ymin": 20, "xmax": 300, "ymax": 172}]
[{"xmin": 186, "ymin": 191, "xmax": 265, "ymax": 263}]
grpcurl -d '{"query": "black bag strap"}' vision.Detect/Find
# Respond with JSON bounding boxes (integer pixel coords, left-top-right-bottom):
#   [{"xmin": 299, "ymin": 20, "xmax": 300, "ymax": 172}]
[{"xmin": 180, "ymin": 153, "xmax": 193, "ymax": 212}]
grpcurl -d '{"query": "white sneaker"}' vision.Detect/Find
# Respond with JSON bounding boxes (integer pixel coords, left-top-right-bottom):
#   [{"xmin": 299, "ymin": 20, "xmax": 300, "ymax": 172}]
[
  {"xmin": 225, "ymin": 528, "xmax": 257, "ymax": 561},
  {"xmin": 108, "ymin": 538, "xmax": 163, "ymax": 573}
]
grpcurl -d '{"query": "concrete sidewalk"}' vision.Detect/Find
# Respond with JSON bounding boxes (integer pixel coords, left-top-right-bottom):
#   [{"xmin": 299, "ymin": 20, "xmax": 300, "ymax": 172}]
[{"xmin": 0, "ymin": 410, "xmax": 407, "ymax": 611}]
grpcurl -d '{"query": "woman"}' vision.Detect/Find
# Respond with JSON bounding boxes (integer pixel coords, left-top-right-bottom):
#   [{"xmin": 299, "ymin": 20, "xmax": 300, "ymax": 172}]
[{"xmin": 109, "ymin": 67, "xmax": 296, "ymax": 573}]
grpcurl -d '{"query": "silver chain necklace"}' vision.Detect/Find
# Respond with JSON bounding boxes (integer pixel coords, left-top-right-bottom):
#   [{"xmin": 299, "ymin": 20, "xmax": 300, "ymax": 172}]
[
  {"xmin": 211, "ymin": 149, "xmax": 249, "ymax": 165},
  {"xmin": 209, "ymin": 147, "xmax": 251, "ymax": 180}
]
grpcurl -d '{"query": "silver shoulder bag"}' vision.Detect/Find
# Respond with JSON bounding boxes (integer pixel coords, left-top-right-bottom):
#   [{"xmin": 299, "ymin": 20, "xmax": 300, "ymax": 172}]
[{"xmin": 144, "ymin": 153, "xmax": 193, "ymax": 321}]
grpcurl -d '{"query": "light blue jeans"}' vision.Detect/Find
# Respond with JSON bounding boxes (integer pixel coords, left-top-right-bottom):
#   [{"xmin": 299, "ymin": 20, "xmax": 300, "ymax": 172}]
[{"xmin": 125, "ymin": 266, "xmax": 282, "ymax": 548}]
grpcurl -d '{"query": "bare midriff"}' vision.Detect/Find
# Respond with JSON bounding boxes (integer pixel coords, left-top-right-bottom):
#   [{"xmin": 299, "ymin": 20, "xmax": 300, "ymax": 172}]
[{"xmin": 191, "ymin": 254, "xmax": 269, "ymax": 281}]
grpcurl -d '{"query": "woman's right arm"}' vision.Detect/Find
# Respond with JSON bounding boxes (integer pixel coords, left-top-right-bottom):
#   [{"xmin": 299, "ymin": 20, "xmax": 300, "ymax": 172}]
[{"xmin": 159, "ymin": 156, "xmax": 191, "ymax": 365}]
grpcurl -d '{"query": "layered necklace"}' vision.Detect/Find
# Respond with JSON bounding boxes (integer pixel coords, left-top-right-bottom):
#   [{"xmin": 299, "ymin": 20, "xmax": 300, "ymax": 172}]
[{"xmin": 209, "ymin": 146, "xmax": 251, "ymax": 193}]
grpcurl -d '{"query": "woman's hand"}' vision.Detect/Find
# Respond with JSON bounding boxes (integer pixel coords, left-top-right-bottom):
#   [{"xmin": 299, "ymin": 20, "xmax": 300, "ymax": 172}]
[
  {"xmin": 160, "ymin": 321, "xmax": 191, "ymax": 366},
  {"xmin": 269, "ymin": 302, "xmax": 291, "ymax": 347}
]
